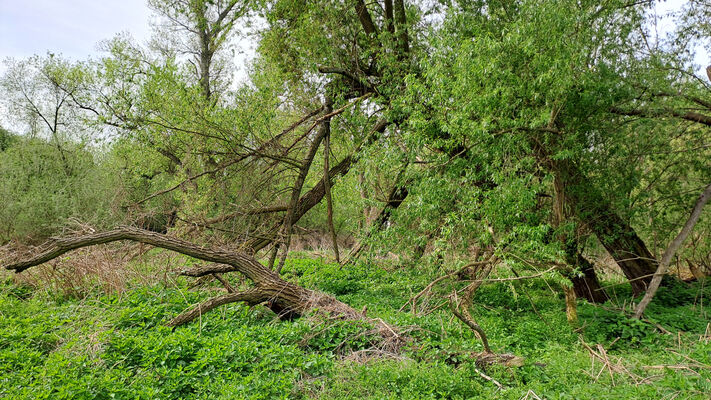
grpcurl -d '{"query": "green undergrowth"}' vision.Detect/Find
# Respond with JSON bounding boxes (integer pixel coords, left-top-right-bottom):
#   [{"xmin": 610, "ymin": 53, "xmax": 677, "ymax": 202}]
[{"xmin": 1, "ymin": 257, "xmax": 709, "ymax": 399}]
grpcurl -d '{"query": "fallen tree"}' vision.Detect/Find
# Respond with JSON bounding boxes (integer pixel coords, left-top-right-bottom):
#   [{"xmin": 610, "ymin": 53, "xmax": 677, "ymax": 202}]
[{"xmin": 3, "ymin": 226, "xmax": 370, "ymax": 327}]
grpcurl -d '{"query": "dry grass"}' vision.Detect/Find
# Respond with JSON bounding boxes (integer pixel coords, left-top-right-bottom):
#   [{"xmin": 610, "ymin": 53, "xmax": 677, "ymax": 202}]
[
  {"xmin": 0, "ymin": 239, "xmax": 172, "ymax": 298},
  {"xmin": 298, "ymin": 290, "xmax": 410, "ymax": 359}
]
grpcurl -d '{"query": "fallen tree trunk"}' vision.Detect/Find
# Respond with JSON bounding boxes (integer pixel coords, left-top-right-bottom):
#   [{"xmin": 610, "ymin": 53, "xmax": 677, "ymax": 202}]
[{"xmin": 4, "ymin": 226, "xmax": 364, "ymax": 326}]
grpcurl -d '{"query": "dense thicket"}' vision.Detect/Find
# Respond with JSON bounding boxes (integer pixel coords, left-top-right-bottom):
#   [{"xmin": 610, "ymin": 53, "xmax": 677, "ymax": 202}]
[{"xmin": 0, "ymin": 0, "xmax": 709, "ymax": 359}]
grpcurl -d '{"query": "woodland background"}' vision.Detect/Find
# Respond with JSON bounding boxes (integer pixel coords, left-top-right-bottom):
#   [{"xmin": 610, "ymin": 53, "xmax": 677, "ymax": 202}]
[{"xmin": 0, "ymin": 0, "xmax": 710, "ymax": 398}]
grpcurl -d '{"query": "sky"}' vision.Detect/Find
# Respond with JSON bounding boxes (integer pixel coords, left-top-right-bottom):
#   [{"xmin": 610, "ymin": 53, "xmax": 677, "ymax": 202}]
[
  {"xmin": 0, "ymin": 0, "xmax": 706, "ymax": 71},
  {"xmin": 0, "ymin": 0, "xmax": 152, "ymax": 60}
]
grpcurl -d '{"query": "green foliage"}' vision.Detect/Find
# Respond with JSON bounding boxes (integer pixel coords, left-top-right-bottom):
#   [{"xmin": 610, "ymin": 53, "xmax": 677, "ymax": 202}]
[
  {"xmin": 0, "ymin": 136, "xmax": 123, "ymax": 243},
  {"xmin": 1, "ymin": 0, "xmax": 710, "ymax": 398},
  {"xmin": 2, "ymin": 257, "xmax": 709, "ymax": 399},
  {"xmin": 0, "ymin": 126, "xmax": 17, "ymax": 151},
  {"xmin": 281, "ymin": 258, "xmax": 386, "ymax": 296}
]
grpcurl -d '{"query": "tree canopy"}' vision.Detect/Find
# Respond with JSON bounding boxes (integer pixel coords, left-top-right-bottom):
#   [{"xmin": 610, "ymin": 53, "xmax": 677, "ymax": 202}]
[{"xmin": 0, "ymin": 1, "xmax": 709, "ymax": 395}]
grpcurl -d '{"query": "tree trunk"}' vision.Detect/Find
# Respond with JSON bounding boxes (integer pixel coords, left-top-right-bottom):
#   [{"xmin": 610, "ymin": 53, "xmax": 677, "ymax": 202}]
[
  {"xmin": 587, "ymin": 212, "xmax": 657, "ymax": 294},
  {"xmin": 541, "ymin": 146, "xmax": 657, "ymax": 295},
  {"xmin": 568, "ymin": 253, "xmax": 609, "ymax": 303},
  {"xmin": 275, "ymin": 101, "xmax": 332, "ymax": 273},
  {"xmin": 552, "ymin": 173, "xmax": 609, "ymax": 303},
  {"xmin": 633, "ymin": 183, "xmax": 711, "ymax": 318},
  {"xmin": 687, "ymin": 260, "xmax": 708, "ymax": 281},
  {"xmin": 323, "ymin": 129, "xmax": 340, "ymax": 262},
  {"xmin": 4, "ymin": 227, "xmax": 363, "ymax": 326},
  {"xmin": 563, "ymin": 285, "xmax": 578, "ymax": 324}
]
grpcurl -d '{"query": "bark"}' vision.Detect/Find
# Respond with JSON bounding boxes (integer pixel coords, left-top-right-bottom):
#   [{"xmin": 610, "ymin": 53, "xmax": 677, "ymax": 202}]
[
  {"xmin": 275, "ymin": 102, "xmax": 332, "ymax": 273},
  {"xmin": 563, "ymin": 285, "xmax": 578, "ymax": 324},
  {"xmin": 687, "ymin": 260, "xmax": 708, "ymax": 281},
  {"xmin": 198, "ymin": 33, "xmax": 213, "ymax": 100},
  {"xmin": 450, "ymin": 299, "xmax": 491, "ymax": 353},
  {"xmin": 384, "ymin": 0, "xmax": 395, "ymax": 34},
  {"xmin": 246, "ymin": 155, "xmax": 355, "ymax": 253},
  {"xmin": 611, "ymin": 107, "xmax": 711, "ymax": 128},
  {"xmin": 539, "ymin": 142, "xmax": 657, "ymax": 295},
  {"xmin": 587, "ymin": 211, "xmax": 657, "ymax": 295},
  {"xmin": 552, "ymin": 173, "xmax": 609, "ymax": 303},
  {"xmin": 355, "ymin": 0, "xmax": 378, "ymax": 37},
  {"xmin": 633, "ymin": 183, "xmax": 711, "ymax": 318},
  {"xmin": 393, "ymin": 0, "xmax": 409, "ymax": 56},
  {"xmin": 568, "ymin": 253, "xmax": 609, "ymax": 303},
  {"xmin": 4, "ymin": 227, "xmax": 362, "ymax": 325}
]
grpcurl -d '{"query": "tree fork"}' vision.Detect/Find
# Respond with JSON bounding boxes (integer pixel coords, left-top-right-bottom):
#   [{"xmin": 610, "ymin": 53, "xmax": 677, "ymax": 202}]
[
  {"xmin": 552, "ymin": 173, "xmax": 609, "ymax": 303},
  {"xmin": 536, "ymin": 139, "xmax": 657, "ymax": 295},
  {"xmin": 247, "ymin": 118, "xmax": 389, "ymax": 253}
]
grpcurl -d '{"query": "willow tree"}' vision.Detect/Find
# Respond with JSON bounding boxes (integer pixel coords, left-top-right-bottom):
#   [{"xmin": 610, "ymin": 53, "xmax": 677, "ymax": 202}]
[
  {"xmin": 5, "ymin": 0, "xmax": 709, "ymax": 330},
  {"xmin": 383, "ymin": 0, "xmax": 710, "ymax": 298},
  {"xmin": 3, "ymin": 0, "xmax": 421, "ymax": 325}
]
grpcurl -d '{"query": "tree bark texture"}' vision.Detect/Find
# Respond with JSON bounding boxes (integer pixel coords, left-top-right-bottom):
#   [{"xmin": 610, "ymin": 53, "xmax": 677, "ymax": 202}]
[
  {"xmin": 551, "ymin": 173, "xmax": 609, "ymax": 303},
  {"xmin": 540, "ymin": 144, "xmax": 657, "ymax": 295},
  {"xmin": 4, "ymin": 227, "xmax": 362, "ymax": 326}
]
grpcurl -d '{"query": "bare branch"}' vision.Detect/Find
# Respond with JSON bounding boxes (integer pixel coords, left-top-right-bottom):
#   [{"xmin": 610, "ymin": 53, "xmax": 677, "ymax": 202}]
[
  {"xmin": 167, "ymin": 290, "xmax": 265, "ymax": 327},
  {"xmin": 634, "ymin": 183, "xmax": 711, "ymax": 318}
]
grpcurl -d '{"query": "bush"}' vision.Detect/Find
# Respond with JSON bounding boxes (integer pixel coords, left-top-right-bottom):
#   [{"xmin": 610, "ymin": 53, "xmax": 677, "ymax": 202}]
[{"xmin": 0, "ymin": 136, "xmax": 123, "ymax": 243}]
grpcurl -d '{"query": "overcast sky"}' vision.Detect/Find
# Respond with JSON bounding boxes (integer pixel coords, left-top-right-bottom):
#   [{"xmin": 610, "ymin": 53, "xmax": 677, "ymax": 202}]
[
  {"xmin": 0, "ymin": 0, "xmax": 152, "ymax": 60},
  {"xmin": 0, "ymin": 0, "xmax": 706, "ymax": 70}
]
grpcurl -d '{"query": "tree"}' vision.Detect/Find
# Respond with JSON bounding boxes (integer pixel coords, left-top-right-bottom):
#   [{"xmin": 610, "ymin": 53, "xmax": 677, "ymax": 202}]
[
  {"xmin": 149, "ymin": 0, "xmax": 251, "ymax": 100},
  {"xmin": 385, "ymin": 0, "xmax": 708, "ymax": 297},
  {"xmin": 4, "ymin": 227, "xmax": 373, "ymax": 326},
  {"xmin": 1, "ymin": 54, "xmax": 90, "ymax": 176},
  {"xmin": 4, "ymin": 0, "xmax": 400, "ymax": 326},
  {"xmin": 3, "ymin": 0, "xmax": 709, "ymax": 341}
]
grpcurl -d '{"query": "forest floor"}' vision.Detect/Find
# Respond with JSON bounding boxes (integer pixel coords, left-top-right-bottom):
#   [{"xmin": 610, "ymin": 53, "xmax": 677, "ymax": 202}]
[{"xmin": 1, "ymin": 250, "xmax": 710, "ymax": 399}]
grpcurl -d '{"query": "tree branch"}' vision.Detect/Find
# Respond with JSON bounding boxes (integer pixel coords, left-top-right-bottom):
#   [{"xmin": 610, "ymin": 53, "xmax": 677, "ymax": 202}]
[
  {"xmin": 167, "ymin": 290, "xmax": 266, "ymax": 327},
  {"xmin": 355, "ymin": 0, "xmax": 379, "ymax": 37},
  {"xmin": 633, "ymin": 183, "xmax": 711, "ymax": 318},
  {"xmin": 5, "ymin": 226, "xmax": 270, "ymax": 283},
  {"xmin": 611, "ymin": 107, "xmax": 711, "ymax": 127}
]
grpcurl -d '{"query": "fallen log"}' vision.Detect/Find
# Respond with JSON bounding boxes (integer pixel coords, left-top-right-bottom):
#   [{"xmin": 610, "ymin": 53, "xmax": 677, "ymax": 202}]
[{"xmin": 3, "ymin": 226, "xmax": 366, "ymax": 327}]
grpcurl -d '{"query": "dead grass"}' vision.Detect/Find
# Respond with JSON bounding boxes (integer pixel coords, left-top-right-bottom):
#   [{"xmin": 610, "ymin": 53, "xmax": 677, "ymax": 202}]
[
  {"xmin": 0, "ymin": 239, "xmax": 170, "ymax": 298},
  {"xmin": 298, "ymin": 291, "xmax": 410, "ymax": 359}
]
